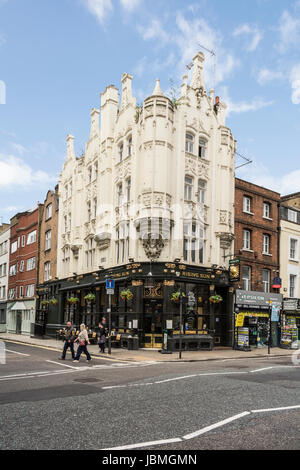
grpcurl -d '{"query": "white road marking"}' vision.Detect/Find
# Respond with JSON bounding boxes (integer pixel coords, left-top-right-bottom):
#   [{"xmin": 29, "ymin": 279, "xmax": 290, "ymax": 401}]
[
  {"xmin": 5, "ymin": 349, "xmax": 30, "ymax": 357},
  {"xmin": 250, "ymin": 367, "xmax": 274, "ymax": 373},
  {"xmin": 103, "ymin": 438, "xmax": 183, "ymax": 450},
  {"xmin": 183, "ymin": 412, "xmax": 251, "ymax": 440},
  {"xmin": 46, "ymin": 360, "xmax": 80, "ymax": 369},
  {"xmin": 251, "ymin": 404, "xmax": 300, "ymax": 413}
]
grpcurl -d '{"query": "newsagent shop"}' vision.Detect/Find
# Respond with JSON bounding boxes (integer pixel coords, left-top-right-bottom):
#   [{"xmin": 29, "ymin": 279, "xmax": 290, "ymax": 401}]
[
  {"xmin": 36, "ymin": 262, "xmax": 235, "ymax": 350},
  {"xmin": 234, "ymin": 290, "xmax": 283, "ymax": 350},
  {"xmin": 281, "ymin": 298, "xmax": 300, "ymax": 349}
]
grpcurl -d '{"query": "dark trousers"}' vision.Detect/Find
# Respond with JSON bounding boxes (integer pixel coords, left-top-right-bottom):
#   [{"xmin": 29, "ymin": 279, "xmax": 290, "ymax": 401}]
[
  {"xmin": 75, "ymin": 344, "xmax": 91, "ymax": 361},
  {"xmin": 99, "ymin": 342, "xmax": 105, "ymax": 353},
  {"xmin": 62, "ymin": 341, "xmax": 75, "ymax": 359}
]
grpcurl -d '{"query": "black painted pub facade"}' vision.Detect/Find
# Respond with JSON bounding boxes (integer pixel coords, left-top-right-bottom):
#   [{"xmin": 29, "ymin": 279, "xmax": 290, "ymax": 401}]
[{"xmin": 36, "ymin": 262, "xmax": 235, "ymax": 348}]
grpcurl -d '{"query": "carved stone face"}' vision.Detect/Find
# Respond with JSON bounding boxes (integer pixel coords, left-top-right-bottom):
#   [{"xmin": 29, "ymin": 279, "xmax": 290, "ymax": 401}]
[{"xmin": 142, "ymin": 233, "xmax": 165, "ymax": 260}]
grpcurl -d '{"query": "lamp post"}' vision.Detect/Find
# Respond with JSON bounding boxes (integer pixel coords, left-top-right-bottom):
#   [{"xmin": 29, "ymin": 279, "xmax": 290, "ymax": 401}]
[
  {"xmin": 268, "ymin": 300, "xmax": 272, "ymax": 355},
  {"xmin": 179, "ymin": 287, "xmax": 184, "ymax": 360}
]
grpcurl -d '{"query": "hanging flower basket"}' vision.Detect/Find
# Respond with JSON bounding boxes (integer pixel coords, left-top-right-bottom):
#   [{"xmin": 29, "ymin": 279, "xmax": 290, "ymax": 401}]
[
  {"xmin": 209, "ymin": 295, "xmax": 223, "ymax": 304},
  {"xmin": 120, "ymin": 289, "xmax": 133, "ymax": 301},
  {"xmin": 41, "ymin": 300, "xmax": 49, "ymax": 307},
  {"xmin": 171, "ymin": 291, "xmax": 186, "ymax": 302},
  {"xmin": 84, "ymin": 293, "xmax": 96, "ymax": 302},
  {"xmin": 67, "ymin": 297, "xmax": 80, "ymax": 304},
  {"xmin": 49, "ymin": 298, "xmax": 58, "ymax": 306}
]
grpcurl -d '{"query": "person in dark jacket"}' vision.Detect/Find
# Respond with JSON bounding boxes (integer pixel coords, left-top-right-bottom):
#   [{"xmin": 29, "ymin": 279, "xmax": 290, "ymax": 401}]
[
  {"xmin": 98, "ymin": 318, "xmax": 108, "ymax": 353},
  {"xmin": 59, "ymin": 321, "xmax": 76, "ymax": 360}
]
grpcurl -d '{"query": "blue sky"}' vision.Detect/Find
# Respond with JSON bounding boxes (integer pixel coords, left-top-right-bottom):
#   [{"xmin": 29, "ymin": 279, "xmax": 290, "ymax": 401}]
[{"xmin": 1, "ymin": 0, "xmax": 300, "ymax": 222}]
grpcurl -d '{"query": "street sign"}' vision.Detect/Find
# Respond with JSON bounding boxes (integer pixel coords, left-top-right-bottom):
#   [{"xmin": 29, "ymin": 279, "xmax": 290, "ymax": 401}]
[
  {"xmin": 229, "ymin": 259, "xmax": 240, "ymax": 282},
  {"xmin": 272, "ymin": 277, "xmax": 282, "ymax": 289},
  {"xmin": 106, "ymin": 288, "xmax": 114, "ymax": 295},
  {"xmin": 106, "ymin": 279, "xmax": 115, "ymax": 290}
]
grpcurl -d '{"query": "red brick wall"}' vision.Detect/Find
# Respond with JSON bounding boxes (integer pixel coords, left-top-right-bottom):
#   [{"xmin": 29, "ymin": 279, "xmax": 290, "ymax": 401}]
[
  {"xmin": 8, "ymin": 207, "xmax": 42, "ymax": 300},
  {"xmin": 235, "ymin": 178, "xmax": 280, "ymax": 292}
]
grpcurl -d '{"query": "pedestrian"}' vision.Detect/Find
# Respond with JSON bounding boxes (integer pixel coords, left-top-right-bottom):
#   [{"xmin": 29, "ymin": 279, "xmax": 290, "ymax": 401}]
[
  {"xmin": 73, "ymin": 324, "xmax": 92, "ymax": 362},
  {"xmin": 59, "ymin": 321, "xmax": 76, "ymax": 360},
  {"xmin": 98, "ymin": 319, "xmax": 108, "ymax": 354}
]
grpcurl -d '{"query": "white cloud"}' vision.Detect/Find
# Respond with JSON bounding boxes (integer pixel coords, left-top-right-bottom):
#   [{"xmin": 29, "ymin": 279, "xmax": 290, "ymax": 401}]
[
  {"xmin": 237, "ymin": 161, "xmax": 300, "ymax": 195},
  {"xmin": 257, "ymin": 68, "xmax": 285, "ymax": 85},
  {"xmin": 119, "ymin": 0, "xmax": 141, "ymax": 11},
  {"xmin": 290, "ymin": 64, "xmax": 300, "ymax": 104},
  {"xmin": 277, "ymin": 8, "xmax": 300, "ymax": 52},
  {"xmin": 0, "ymin": 154, "xmax": 56, "ymax": 189},
  {"xmin": 233, "ymin": 24, "xmax": 263, "ymax": 51},
  {"xmin": 81, "ymin": 0, "xmax": 113, "ymax": 24},
  {"xmin": 138, "ymin": 19, "xmax": 170, "ymax": 43},
  {"xmin": 220, "ymin": 87, "xmax": 274, "ymax": 115}
]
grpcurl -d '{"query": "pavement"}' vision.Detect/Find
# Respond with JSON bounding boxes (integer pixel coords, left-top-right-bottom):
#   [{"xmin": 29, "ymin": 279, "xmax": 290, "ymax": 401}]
[
  {"xmin": 0, "ymin": 331, "xmax": 295, "ymax": 362},
  {"xmin": 0, "ymin": 340, "xmax": 299, "ymax": 450}
]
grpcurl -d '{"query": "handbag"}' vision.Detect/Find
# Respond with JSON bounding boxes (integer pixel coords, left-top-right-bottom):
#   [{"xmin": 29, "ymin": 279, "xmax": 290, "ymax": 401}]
[{"xmin": 79, "ymin": 340, "xmax": 86, "ymax": 346}]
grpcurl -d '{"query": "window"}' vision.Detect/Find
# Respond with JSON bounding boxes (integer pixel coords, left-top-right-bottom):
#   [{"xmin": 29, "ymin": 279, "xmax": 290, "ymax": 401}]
[
  {"xmin": 290, "ymin": 238, "xmax": 298, "ymax": 260},
  {"xmin": 11, "ymin": 241, "xmax": 18, "ymax": 253},
  {"xmin": 183, "ymin": 222, "xmax": 205, "ymax": 264},
  {"xmin": 263, "ymin": 234, "xmax": 270, "ymax": 254},
  {"xmin": 45, "ymin": 230, "xmax": 51, "ymax": 251},
  {"xmin": 94, "ymin": 162, "xmax": 98, "ymax": 180},
  {"xmin": 19, "ymin": 260, "xmax": 24, "ymax": 272},
  {"xmin": 0, "ymin": 308, "xmax": 6, "ymax": 324},
  {"xmin": 243, "ymin": 230, "xmax": 251, "ymax": 250},
  {"xmin": 198, "ymin": 138, "xmax": 207, "ymax": 158},
  {"xmin": 26, "ymin": 257, "xmax": 36, "ymax": 271},
  {"xmin": 198, "ymin": 180, "xmax": 206, "ymax": 204},
  {"xmin": 115, "ymin": 223, "xmax": 129, "ymax": 264},
  {"xmin": 9, "ymin": 265, "xmax": 16, "ymax": 276},
  {"xmin": 46, "ymin": 203, "xmax": 52, "ymax": 220},
  {"xmin": 289, "ymin": 274, "xmax": 297, "ymax": 298},
  {"xmin": 126, "ymin": 178, "xmax": 131, "ymax": 203},
  {"xmin": 118, "ymin": 143, "xmax": 123, "ymax": 163},
  {"xmin": 184, "ymin": 176, "xmax": 193, "ymax": 200},
  {"xmin": 242, "ymin": 266, "xmax": 251, "ymax": 291},
  {"xmin": 64, "ymin": 216, "xmax": 67, "ymax": 233},
  {"xmin": 0, "ymin": 263, "xmax": 6, "ymax": 277},
  {"xmin": 243, "ymin": 196, "xmax": 252, "ymax": 213},
  {"xmin": 87, "ymin": 201, "xmax": 91, "ymax": 222},
  {"xmin": 127, "ymin": 136, "xmax": 132, "ymax": 156},
  {"xmin": 185, "ymin": 133, "xmax": 194, "ymax": 153},
  {"xmin": 19, "ymin": 286, "xmax": 23, "ymax": 298},
  {"xmin": 288, "ymin": 209, "xmax": 297, "ymax": 223},
  {"xmin": 21, "ymin": 235, "xmax": 25, "ymax": 247},
  {"xmin": 88, "ymin": 167, "xmax": 92, "ymax": 184},
  {"xmin": 262, "ymin": 269, "xmax": 270, "ymax": 293},
  {"xmin": 117, "ymin": 183, "xmax": 123, "ymax": 206},
  {"xmin": 263, "ymin": 202, "xmax": 271, "ymax": 219},
  {"xmin": 62, "ymin": 247, "xmax": 70, "ymax": 276},
  {"xmin": 8, "ymin": 288, "xmax": 15, "ymax": 299},
  {"xmin": 68, "ymin": 213, "xmax": 71, "ymax": 232},
  {"xmin": 65, "ymin": 184, "xmax": 68, "ymax": 200},
  {"xmin": 44, "ymin": 262, "xmax": 51, "ymax": 282},
  {"xmin": 27, "ymin": 230, "xmax": 37, "ymax": 245},
  {"xmin": 85, "ymin": 239, "xmax": 95, "ymax": 269},
  {"xmin": 93, "ymin": 198, "xmax": 97, "ymax": 219},
  {"xmin": 25, "ymin": 285, "xmax": 35, "ymax": 298}
]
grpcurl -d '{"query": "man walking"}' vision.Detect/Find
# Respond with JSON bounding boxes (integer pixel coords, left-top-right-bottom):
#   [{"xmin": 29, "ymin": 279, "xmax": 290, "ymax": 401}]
[{"xmin": 60, "ymin": 321, "xmax": 76, "ymax": 360}]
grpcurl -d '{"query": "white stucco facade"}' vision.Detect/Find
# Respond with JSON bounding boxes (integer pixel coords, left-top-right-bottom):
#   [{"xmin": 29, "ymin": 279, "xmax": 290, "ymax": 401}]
[
  {"xmin": 57, "ymin": 52, "xmax": 236, "ymax": 279},
  {"xmin": 280, "ymin": 217, "xmax": 300, "ymax": 299}
]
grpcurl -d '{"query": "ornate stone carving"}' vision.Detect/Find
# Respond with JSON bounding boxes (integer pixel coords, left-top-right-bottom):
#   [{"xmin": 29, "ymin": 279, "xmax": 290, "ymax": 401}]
[{"xmin": 142, "ymin": 233, "xmax": 165, "ymax": 260}]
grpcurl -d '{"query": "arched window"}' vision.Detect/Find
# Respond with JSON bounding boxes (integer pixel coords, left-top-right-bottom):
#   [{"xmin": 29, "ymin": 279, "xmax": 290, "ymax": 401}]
[
  {"xmin": 118, "ymin": 143, "xmax": 123, "ymax": 163},
  {"xmin": 185, "ymin": 133, "xmax": 194, "ymax": 154},
  {"xmin": 127, "ymin": 136, "xmax": 132, "ymax": 156}
]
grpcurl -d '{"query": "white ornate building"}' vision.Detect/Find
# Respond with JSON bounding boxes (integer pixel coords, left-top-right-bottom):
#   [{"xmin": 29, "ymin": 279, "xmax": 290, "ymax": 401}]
[{"xmin": 57, "ymin": 52, "xmax": 236, "ymax": 278}]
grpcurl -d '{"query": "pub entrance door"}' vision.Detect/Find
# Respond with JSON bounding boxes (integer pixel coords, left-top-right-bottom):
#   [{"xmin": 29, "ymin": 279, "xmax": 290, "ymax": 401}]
[{"xmin": 143, "ymin": 299, "xmax": 163, "ymax": 348}]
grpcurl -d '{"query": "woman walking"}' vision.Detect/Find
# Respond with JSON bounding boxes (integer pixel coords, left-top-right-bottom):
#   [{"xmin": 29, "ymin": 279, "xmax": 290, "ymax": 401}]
[
  {"xmin": 97, "ymin": 318, "xmax": 108, "ymax": 354},
  {"xmin": 73, "ymin": 324, "xmax": 92, "ymax": 362}
]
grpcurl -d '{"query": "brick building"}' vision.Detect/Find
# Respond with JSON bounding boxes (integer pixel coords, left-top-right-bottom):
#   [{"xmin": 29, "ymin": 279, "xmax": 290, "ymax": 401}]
[
  {"xmin": 235, "ymin": 178, "xmax": 280, "ymax": 293},
  {"xmin": 7, "ymin": 206, "xmax": 43, "ymax": 335}
]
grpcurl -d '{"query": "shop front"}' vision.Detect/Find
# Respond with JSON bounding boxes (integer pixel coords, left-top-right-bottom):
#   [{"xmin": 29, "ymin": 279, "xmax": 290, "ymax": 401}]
[
  {"xmin": 38, "ymin": 262, "xmax": 234, "ymax": 349},
  {"xmin": 6, "ymin": 300, "xmax": 36, "ymax": 335},
  {"xmin": 281, "ymin": 298, "xmax": 300, "ymax": 350},
  {"xmin": 234, "ymin": 290, "xmax": 282, "ymax": 350}
]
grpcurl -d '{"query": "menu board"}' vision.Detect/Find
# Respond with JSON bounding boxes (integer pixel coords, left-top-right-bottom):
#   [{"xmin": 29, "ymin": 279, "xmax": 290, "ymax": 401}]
[{"xmin": 237, "ymin": 327, "xmax": 249, "ymax": 348}]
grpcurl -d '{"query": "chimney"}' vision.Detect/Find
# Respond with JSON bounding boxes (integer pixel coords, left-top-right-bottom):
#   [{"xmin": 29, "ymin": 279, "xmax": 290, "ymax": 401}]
[{"xmin": 90, "ymin": 108, "xmax": 100, "ymax": 139}]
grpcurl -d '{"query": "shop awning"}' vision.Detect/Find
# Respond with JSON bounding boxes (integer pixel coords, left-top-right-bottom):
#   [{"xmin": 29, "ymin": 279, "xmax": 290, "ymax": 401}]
[{"xmin": 11, "ymin": 301, "xmax": 27, "ymax": 311}]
